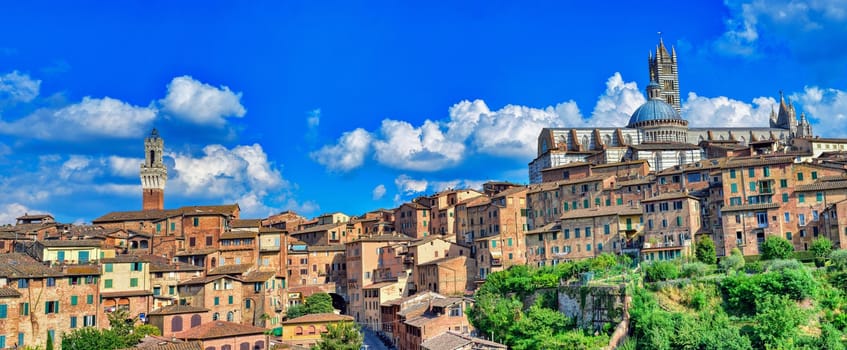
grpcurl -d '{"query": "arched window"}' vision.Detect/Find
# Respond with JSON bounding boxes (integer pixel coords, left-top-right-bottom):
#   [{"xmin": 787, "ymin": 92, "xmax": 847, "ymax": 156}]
[
  {"xmin": 245, "ymin": 299, "xmax": 252, "ymax": 309},
  {"xmin": 191, "ymin": 314, "xmax": 201, "ymax": 328},
  {"xmin": 240, "ymin": 343, "xmax": 250, "ymax": 350},
  {"xmin": 308, "ymin": 325, "xmax": 317, "ymax": 335},
  {"xmin": 205, "ymin": 347, "xmax": 215, "ymax": 350},
  {"xmin": 603, "ymin": 134, "xmax": 612, "ymax": 146},
  {"xmin": 625, "ymin": 134, "xmax": 633, "ymax": 145},
  {"xmin": 581, "ymin": 135, "xmax": 590, "ymax": 149},
  {"xmin": 253, "ymin": 341, "xmax": 264, "ymax": 350},
  {"xmin": 210, "ymin": 257, "xmax": 217, "ymax": 268},
  {"xmin": 222, "ymin": 346, "xmax": 232, "ymax": 350},
  {"xmin": 171, "ymin": 316, "xmax": 184, "ymax": 332},
  {"xmin": 295, "ymin": 326, "xmax": 303, "ymax": 335},
  {"xmin": 213, "ymin": 312, "xmax": 219, "ymax": 321},
  {"xmin": 227, "ymin": 311, "xmax": 234, "ymax": 322}
]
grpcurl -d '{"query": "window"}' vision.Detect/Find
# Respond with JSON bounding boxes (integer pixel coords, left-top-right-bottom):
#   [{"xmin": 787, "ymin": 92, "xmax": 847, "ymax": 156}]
[
  {"xmin": 189, "ymin": 237, "xmax": 196, "ymax": 247},
  {"xmin": 563, "ymin": 229, "xmax": 570, "ymax": 239},
  {"xmin": 676, "ymin": 216, "xmax": 683, "ymax": 226},
  {"xmin": 817, "ymin": 192, "xmax": 824, "ymax": 202},
  {"xmin": 748, "ymin": 168, "xmax": 755, "ymax": 177},
  {"xmin": 598, "ymin": 243, "xmax": 603, "ymax": 251},
  {"xmin": 662, "ymin": 219, "xmax": 668, "ymax": 228},
  {"xmin": 812, "ymin": 171, "xmax": 818, "ymax": 180},
  {"xmin": 585, "ymin": 227, "xmax": 591, "ymax": 237},
  {"xmin": 214, "ymin": 297, "xmax": 220, "ymax": 305},
  {"xmin": 130, "ymin": 278, "xmax": 138, "ymax": 287},
  {"xmin": 782, "ymin": 193, "xmax": 789, "ymax": 203},
  {"xmin": 763, "ymin": 166, "xmax": 770, "ymax": 177},
  {"xmin": 70, "ymin": 296, "xmax": 78, "ymax": 306},
  {"xmin": 648, "ymin": 219, "xmax": 654, "ymax": 230},
  {"xmin": 46, "ymin": 277, "xmax": 55, "ymax": 287},
  {"xmin": 799, "ymin": 194, "xmax": 805, "ymax": 203},
  {"xmin": 171, "ymin": 222, "xmax": 176, "ymax": 231},
  {"xmin": 87, "ymin": 295, "xmax": 94, "ymax": 304},
  {"xmin": 104, "ymin": 279, "xmax": 113, "ymax": 289},
  {"xmin": 673, "ymin": 201, "xmax": 683, "ymax": 210},
  {"xmin": 784, "ymin": 212, "xmax": 791, "ymax": 223},
  {"xmin": 508, "ymin": 238, "xmax": 513, "ymax": 246},
  {"xmin": 797, "ymin": 172, "xmax": 804, "ymax": 181},
  {"xmin": 586, "ymin": 244, "xmax": 591, "ymax": 252},
  {"xmin": 749, "ymin": 182, "xmax": 756, "ymax": 191},
  {"xmin": 205, "ymin": 236, "xmax": 213, "ymax": 246},
  {"xmin": 730, "ymin": 169, "xmax": 736, "ymax": 179},
  {"xmin": 583, "ymin": 199, "xmax": 589, "ymax": 208},
  {"xmin": 19, "ymin": 303, "xmax": 29, "ymax": 316},
  {"xmin": 213, "ymin": 313, "xmax": 219, "ymax": 321},
  {"xmin": 604, "ymin": 224, "xmax": 610, "ymax": 235},
  {"xmin": 780, "ymin": 179, "xmax": 788, "ymax": 188},
  {"xmin": 799, "ymin": 214, "xmax": 806, "ymax": 226},
  {"xmin": 193, "ymin": 217, "xmax": 199, "ymax": 226},
  {"xmin": 491, "ymin": 240, "xmax": 497, "ymax": 248},
  {"xmin": 617, "ymin": 198, "xmax": 623, "ymax": 205},
  {"xmin": 786, "ymin": 232, "xmax": 792, "ymax": 240},
  {"xmin": 0, "ymin": 304, "xmax": 6, "ymax": 319},
  {"xmin": 156, "ymin": 223, "xmax": 161, "ymax": 233},
  {"xmin": 659, "ymin": 203, "xmax": 669, "ymax": 212},
  {"xmin": 45, "ymin": 301, "xmax": 59, "ymax": 314},
  {"xmin": 70, "ymin": 316, "xmax": 78, "ymax": 328},
  {"xmin": 105, "ymin": 263, "xmax": 113, "ymax": 272},
  {"xmin": 229, "ymin": 295, "xmax": 234, "ymax": 304},
  {"xmin": 172, "ymin": 316, "xmax": 184, "ymax": 332},
  {"xmin": 730, "ymin": 184, "xmax": 738, "ymax": 193}
]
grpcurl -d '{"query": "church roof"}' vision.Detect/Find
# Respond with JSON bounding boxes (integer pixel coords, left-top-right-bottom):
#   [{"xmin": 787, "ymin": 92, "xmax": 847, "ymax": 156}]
[{"xmin": 627, "ymin": 99, "xmax": 682, "ymax": 127}]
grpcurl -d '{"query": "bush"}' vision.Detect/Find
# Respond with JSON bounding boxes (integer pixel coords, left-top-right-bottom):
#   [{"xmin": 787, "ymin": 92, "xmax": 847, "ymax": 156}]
[
  {"xmin": 681, "ymin": 262, "xmax": 710, "ymax": 278},
  {"xmin": 720, "ymin": 249, "xmax": 746, "ymax": 274},
  {"xmin": 644, "ymin": 260, "xmax": 680, "ymax": 282},
  {"xmin": 831, "ymin": 250, "xmax": 847, "ymax": 271},
  {"xmin": 812, "ymin": 237, "xmax": 834, "ymax": 267},
  {"xmin": 761, "ymin": 236, "xmax": 794, "ymax": 260},
  {"xmin": 722, "ymin": 265, "xmax": 818, "ymax": 315},
  {"xmin": 695, "ymin": 236, "xmax": 717, "ymax": 265},
  {"xmin": 745, "ymin": 261, "xmax": 764, "ymax": 274},
  {"xmin": 764, "ymin": 259, "xmax": 803, "ymax": 272}
]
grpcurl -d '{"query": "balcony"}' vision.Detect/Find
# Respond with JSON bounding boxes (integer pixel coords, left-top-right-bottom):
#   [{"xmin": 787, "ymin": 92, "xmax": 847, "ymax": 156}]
[
  {"xmin": 490, "ymin": 258, "xmax": 502, "ymax": 267},
  {"xmin": 642, "ymin": 240, "xmax": 691, "ymax": 249}
]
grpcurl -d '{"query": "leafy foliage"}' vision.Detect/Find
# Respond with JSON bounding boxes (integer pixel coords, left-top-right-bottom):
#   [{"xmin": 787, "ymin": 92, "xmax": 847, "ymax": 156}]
[
  {"xmin": 305, "ymin": 293, "xmax": 335, "ymax": 314},
  {"xmin": 748, "ymin": 294, "xmax": 807, "ymax": 349},
  {"xmin": 644, "ymin": 260, "xmax": 679, "ymax": 282},
  {"xmin": 695, "ymin": 236, "xmax": 717, "ymax": 264},
  {"xmin": 720, "ymin": 248, "xmax": 746, "ymax": 273},
  {"xmin": 760, "ymin": 236, "xmax": 794, "ymax": 260},
  {"xmin": 830, "ymin": 249, "xmax": 847, "ymax": 271},
  {"xmin": 285, "ymin": 304, "xmax": 308, "ymax": 319},
  {"xmin": 812, "ymin": 237, "xmax": 834, "ymax": 267},
  {"xmin": 313, "ymin": 321, "xmax": 363, "ymax": 350},
  {"xmin": 681, "ymin": 262, "xmax": 710, "ymax": 278},
  {"xmin": 721, "ymin": 263, "xmax": 817, "ymax": 315},
  {"xmin": 61, "ymin": 310, "xmax": 161, "ymax": 350}
]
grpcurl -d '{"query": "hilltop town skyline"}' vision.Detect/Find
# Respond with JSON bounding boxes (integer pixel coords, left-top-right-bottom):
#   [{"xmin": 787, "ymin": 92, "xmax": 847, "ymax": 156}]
[{"xmin": 2, "ymin": 1, "xmax": 847, "ymax": 225}]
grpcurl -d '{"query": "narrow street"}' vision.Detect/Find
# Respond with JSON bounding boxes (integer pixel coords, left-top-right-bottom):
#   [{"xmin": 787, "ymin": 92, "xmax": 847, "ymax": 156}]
[{"xmin": 361, "ymin": 326, "xmax": 390, "ymax": 350}]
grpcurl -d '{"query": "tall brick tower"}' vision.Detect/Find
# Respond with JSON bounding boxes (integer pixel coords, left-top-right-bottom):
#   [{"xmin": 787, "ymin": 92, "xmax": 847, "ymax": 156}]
[
  {"xmin": 141, "ymin": 128, "xmax": 167, "ymax": 211},
  {"xmin": 648, "ymin": 36, "xmax": 681, "ymax": 113}
]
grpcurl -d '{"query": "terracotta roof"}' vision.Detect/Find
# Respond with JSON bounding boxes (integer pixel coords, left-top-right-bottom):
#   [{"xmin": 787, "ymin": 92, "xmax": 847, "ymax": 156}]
[
  {"xmin": 307, "ymin": 244, "xmax": 345, "ymax": 252},
  {"xmin": 101, "ymin": 290, "xmax": 153, "ymax": 298},
  {"xmin": 150, "ymin": 261, "xmax": 204, "ymax": 273},
  {"xmin": 287, "ymin": 284, "xmax": 334, "ymax": 296},
  {"xmin": 172, "ymin": 321, "xmax": 265, "ymax": 340},
  {"xmin": 92, "ymin": 209, "xmax": 180, "ymax": 223},
  {"xmin": 0, "ymin": 253, "xmax": 63, "ymax": 278},
  {"xmin": 179, "ymin": 204, "xmax": 240, "ymax": 217},
  {"xmin": 290, "ymin": 222, "xmax": 347, "ymax": 236},
  {"xmin": 219, "ymin": 231, "xmax": 257, "ymax": 240},
  {"xmin": 207, "ymin": 263, "xmax": 252, "ymax": 276},
  {"xmin": 174, "ymin": 248, "xmax": 218, "ymax": 257},
  {"xmin": 40, "ymin": 239, "xmax": 103, "ymax": 248},
  {"xmin": 561, "ymin": 205, "xmax": 642, "ymax": 220},
  {"xmin": 641, "ymin": 192, "xmax": 699, "ymax": 203},
  {"xmin": 721, "ymin": 203, "xmax": 781, "ymax": 213},
  {"xmin": 592, "ymin": 159, "xmax": 649, "ymax": 169},
  {"xmin": 148, "ymin": 304, "xmax": 209, "ymax": 316},
  {"xmin": 410, "ymin": 235, "xmax": 451, "ymax": 247},
  {"xmin": 241, "ymin": 270, "xmax": 276, "ymax": 283},
  {"xmin": 230, "ymin": 219, "xmax": 262, "ymax": 228},
  {"xmin": 282, "ymin": 313, "xmax": 354, "ymax": 324},
  {"xmin": 352, "ymin": 233, "xmax": 414, "ymax": 242},
  {"xmin": 405, "ymin": 314, "xmax": 438, "ymax": 327},
  {"xmin": 132, "ymin": 337, "xmax": 202, "ymax": 350},
  {"xmin": 418, "ymin": 255, "xmax": 465, "ymax": 267},
  {"xmin": 17, "ymin": 214, "xmax": 54, "ymax": 220},
  {"xmin": 430, "ymin": 297, "xmax": 467, "ymax": 308},
  {"xmin": 490, "ymin": 186, "xmax": 528, "ymax": 199},
  {"xmin": 614, "ymin": 177, "xmax": 654, "ymax": 189},
  {"xmin": 0, "ymin": 287, "xmax": 22, "ymax": 298},
  {"xmin": 397, "ymin": 302, "xmax": 429, "ymax": 317},
  {"xmin": 525, "ymin": 222, "xmax": 560, "ymax": 235},
  {"xmin": 363, "ymin": 281, "xmax": 399, "ymax": 289},
  {"xmin": 795, "ymin": 180, "xmax": 847, "ymax": 192},
  {"xmin": 722, "ymin": 156, "xmax": 795, "ymax": 169},
  {"xmin": 421, "ymin": 331, "xmax": 507, "ymax": 350},
  {"xmin": 541, "ymin": 161, "xmax": 591, "ymax": 172},
  {"xmin": 400, "ymin": 202, "xmax": 430, "ymax": 210}
]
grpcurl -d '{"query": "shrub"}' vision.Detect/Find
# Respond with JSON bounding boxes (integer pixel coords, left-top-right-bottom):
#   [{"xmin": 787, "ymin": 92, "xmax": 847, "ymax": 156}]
[
  {"xmin": 644, "ymin": 260, "xmax": 680, "ymax": 282},
  {"xmin": 764, "ymin": 259, "xmax": 803, "ymax": 272},
  {"xmin": 745, "ymin": 261, "xmax": 763, "ymax": 274},
  {"xmin": 831, "ymin": 250, "xmax": 847, "ymax": 271},
  {"xmin": 761, "ymin": 236, "xmax": 794, "ymax": 260},
  {"xmin": 687, "ymin": 290, "xmax": 708, "ymax": 311},
  {"xmin": 681, "ymin": 262, "xmax": 710, "ymax": 278},
  {"xmin": 812, "ymin": 237, "xmax": 834, "ymax": 267},
  {"xmin": 720, "ymin": 249, "xmax": 746, "ymax": 274},
  {"xmin": 695, "ymin": 236, "xmax": 717, "ymax": 265}
]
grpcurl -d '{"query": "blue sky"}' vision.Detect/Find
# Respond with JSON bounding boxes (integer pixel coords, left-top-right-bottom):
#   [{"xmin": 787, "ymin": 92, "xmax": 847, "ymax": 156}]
[{"xmin": 1, "ymin": 1, "xmax": 847, "ymax": 224}]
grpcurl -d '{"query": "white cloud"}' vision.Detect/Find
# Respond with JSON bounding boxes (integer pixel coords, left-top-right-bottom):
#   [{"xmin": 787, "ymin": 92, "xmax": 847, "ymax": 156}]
[
  {"xmin": 108, "ymin": 156, "xmax": 143, "ymax": 178},
  {"xmin": 0, "ymin": 71, "xmax": 40, "ymax": 103},
  {"xmin": 792, "ymin": 86, "xmax": 847, "ymax": 137},
  {"xmin": 372, "ymin": 184, "xmax": 386, "ymax": 200},
  {"xmin": 59, "ymin": 155, "xmax": 102, "ymax": 181},
  {"xmin": 373, "ymin": 119, "xmax": 466, "ymax": 171},
  {"xmin": 310, "ymin": 128, "xmax": 372, "ymax": 172},
  {"xmin": 307, "ymin": 109, "xmax": 320, "ymax": 128},
  {"xmin": 159, "ymin": 76, "xmax": 246, "ymax": 126},
  {"xmin": 169, "ymin": 144, "xmax": 284, "ymax": 197},
  {"xmin": 589, "ymin": 73, "xmax": 646, "ymax": 126},
  {"xmin": 0, "ymin": 203, "xmax": 38, "ymax": 225},
  {"xmin": 0, "ymin": 97, "xmax": 157, "ymax": 140},
  {"xmin": 394, "ymin": 175, "xmax": 428, "ymax": 195},
  {"xmin": 682, "ymin": 93, "xmax": 777, "ymax": 127}
]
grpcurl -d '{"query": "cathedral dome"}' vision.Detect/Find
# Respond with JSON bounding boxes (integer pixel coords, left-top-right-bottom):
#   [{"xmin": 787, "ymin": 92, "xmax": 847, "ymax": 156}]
[{"xmin": 627, "ymin": 98, "xmax": 682, "ymax": 127}]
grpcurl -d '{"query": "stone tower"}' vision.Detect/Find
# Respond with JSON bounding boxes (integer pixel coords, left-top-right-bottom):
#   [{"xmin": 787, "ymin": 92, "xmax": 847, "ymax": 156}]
[
  {"xmin": 648, "ymin": 37, "xmax": 681, "ymax": 113},
  {"xmin": 141, "ymin": 128, "xmax": 167, "ymax": 211},
  {"xmin": 770, "ymin": 91, "xmax": 797, "ymax": 135}
]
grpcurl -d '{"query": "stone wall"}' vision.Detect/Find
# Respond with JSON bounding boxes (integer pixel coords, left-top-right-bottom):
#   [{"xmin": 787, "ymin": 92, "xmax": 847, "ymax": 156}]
[{"xmin": 557, "ymin": 284, "xmax": 627, "ymax": 331}]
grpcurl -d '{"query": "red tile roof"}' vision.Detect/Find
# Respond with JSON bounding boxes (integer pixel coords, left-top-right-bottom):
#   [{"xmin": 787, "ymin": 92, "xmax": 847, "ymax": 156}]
[
  {"xmin": 282, "ymin": 313, "xmax": 353, "ymax": 324},
  {"xmin": 172, "ymin": 321, "xmax": 265, "ymax": 340}
]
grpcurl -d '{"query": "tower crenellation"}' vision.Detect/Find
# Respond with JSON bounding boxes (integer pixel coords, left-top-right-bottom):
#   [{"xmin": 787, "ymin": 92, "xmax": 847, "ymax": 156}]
[{"xmin": 140, "ymin": 128, "xmax": 167, "ymax": 210}]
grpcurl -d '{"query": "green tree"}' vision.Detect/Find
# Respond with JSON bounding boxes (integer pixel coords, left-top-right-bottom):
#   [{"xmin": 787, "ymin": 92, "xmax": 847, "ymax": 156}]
[
  {"xmin": 760, "ymin": 236, "xmax": 794, "ymax": 260},
  {"xmin": 45, "ymin": 332, "xmax": 53, "ymax": 350},
  {"xmin": 751, "ymin": 294, "xmax": 807, "ymax": 349},
  {"xmin": 313, "ymin": 321, "xmax": 363, "ymax": 350},
  {"xmin": 305, "ymin": 293, "xmax": 335, "ymax": 314},
  {"xmin": 61, "ymin": 328, "xmax": 125, "ymax": 350},
  {"xmin": 720, "ymin": 248, "xmax": 746, "ymax": 274},
  {"xmin": 812, "ymin": 237, "xmax": 834, "ymax": 267},
  {"xmin": 695, "ymin": 236, "xmax": 717, "ymax": 264},
  {"xmin": 286, "ymin": 304, "xmax": 308, "ymax": 319},
  {"xmin": 830, "ymin": 250, "xmax": 847, "ymax": 271},
  {"xmin": 644, "ymin": 261, "xmax": 679, "ymax": 282}
]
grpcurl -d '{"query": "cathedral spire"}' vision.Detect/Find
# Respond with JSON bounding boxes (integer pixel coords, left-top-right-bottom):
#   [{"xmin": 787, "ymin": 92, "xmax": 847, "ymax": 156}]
[{"xmin": 648, "ymin": 33, "xmax": 680, "ymax": 113}]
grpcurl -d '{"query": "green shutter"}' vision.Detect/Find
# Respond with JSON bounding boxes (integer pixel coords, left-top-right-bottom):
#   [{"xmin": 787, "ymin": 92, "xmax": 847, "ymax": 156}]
[
  {"xmin": 87, "ymin": 295, "xmax": 93, "ymax": 304},
  {"xmin": 782, "ymin": 193, "xmax": 789, "ymax": 203},
  {"xmin": 105, "ymin": 264, "xmax": 113, "ymax": 272},
  {"xmin": 70, "ymin": 296, "xmax": 78, "ymax": 306},
  {"xmin": 0, "ymin": 304, "xmax": 7, "ymax": 318},
  {"xmin": 228, "ymin": 295, "xmax": 234, "ymax": 304}
]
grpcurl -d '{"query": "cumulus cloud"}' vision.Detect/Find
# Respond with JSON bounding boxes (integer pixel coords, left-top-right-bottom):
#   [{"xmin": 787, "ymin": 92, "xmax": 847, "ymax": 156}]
[
  {"xmin": 682, "ymin": 93, "xmax": 777, "ymax": 127},
  {"xmin": 0, "ymin": 71, "xmax": 40, "ymax": 103},
  {"xmin": 372, "ymin": 184, "xmax": 386, "ymax": 200},
  {"xmin": 160, "ymin": 76, "xmax": 246, "ymax": 126},
  {"xmin": 590, "ymin": 73, "xmax": 646, "ymax": 126},
  {"xmin": 0, "ymin": 203, "xmax": 39, "ymax": 225},
  {"xmin": 713, "ymin": 0, "xmax": 847, "ymax": 61},
  {"xmin": 310, "ymin": 128, "xmax": 371, "ymax": 172},
  {"xmin": 373, "ymin": 119, "xmax": 466, "ymax": 171},
  {"xmin": 169, "ymin": 144, "xmax": 284, "ymax": 197},
  {"xmin": 395, "ymin": 175, "xmax": 428, "ymax": 195},
  {"xmin": 108, "ymin": 156, "xmax": 143, "ymax": 178},
  {"xmin": 792, "ymin": 86, "xmax": 847, "ymax": 137},
  {"xmin": 0, "ymin": 97, "xmax": 157, "ymax": 140}
]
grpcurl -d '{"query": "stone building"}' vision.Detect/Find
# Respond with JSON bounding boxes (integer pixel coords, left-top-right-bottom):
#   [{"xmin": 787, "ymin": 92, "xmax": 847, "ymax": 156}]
[{"xmin": 141, "ymin": 129, "xmax": 167, "ymax": 211}]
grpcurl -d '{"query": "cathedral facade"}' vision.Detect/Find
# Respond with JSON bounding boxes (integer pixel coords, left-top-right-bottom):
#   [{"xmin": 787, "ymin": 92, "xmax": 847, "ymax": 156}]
[{"xmin": 528, "ymin": 38, "xmax": 813, "ymax": 183}]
